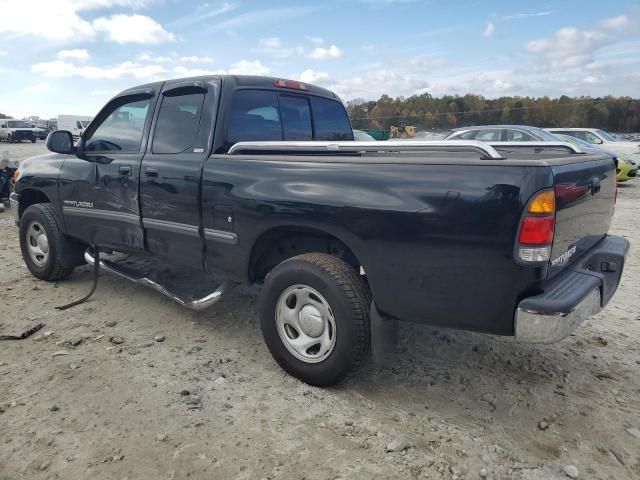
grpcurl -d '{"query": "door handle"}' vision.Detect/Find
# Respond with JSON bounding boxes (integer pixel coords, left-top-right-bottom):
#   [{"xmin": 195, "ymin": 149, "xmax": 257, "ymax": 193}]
[
  {"xmin": 118, "ymin": 165, "xmax": 131, "ymax": 176},
  {"xmin": 145, "ymin": 168, "xmax": 158, "ymax": 178}
]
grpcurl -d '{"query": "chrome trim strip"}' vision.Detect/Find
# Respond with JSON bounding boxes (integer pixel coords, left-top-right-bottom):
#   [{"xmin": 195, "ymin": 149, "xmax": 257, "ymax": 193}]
[
  {"xmin": 84, "ymin": 249, "xmax": 235, "ymax": 311},
  {"xmin": 142, "ymin": 218, "xmax": 199, "ymax": 237},
  {"xmin": 514, "ymin": 288, "xmax": 601, "ymax": 343},
  {"xmin": 489, "ymin": 141, "xmax": 584, "ymax": 154},
  {"xmin": 204, "ymin": 228, "xmax": 238, "ymax": 245},
  {"xmin": 63, "ymin": 207, "xmax": 140, "ymax": 224},
  {"xmin": 228, "ymin": 140, "xmax": 504, "ymax": 160}
]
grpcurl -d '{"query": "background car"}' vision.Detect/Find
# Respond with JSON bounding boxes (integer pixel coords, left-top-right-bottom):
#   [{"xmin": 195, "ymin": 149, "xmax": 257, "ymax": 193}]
[
  {"xmin": 545, "ymin": 127, "xmax": 640, "ymax": 160},
  {"xmin": 445, "ymin": 125, "xmax": 561, "ymax": 142},
  {"xmin": 353, "ymin": 129, "xmax": 377, "ymax": 141},
  {"xmin": 554, "ymin": 133, "xmax": 637, "ymax": 182}
]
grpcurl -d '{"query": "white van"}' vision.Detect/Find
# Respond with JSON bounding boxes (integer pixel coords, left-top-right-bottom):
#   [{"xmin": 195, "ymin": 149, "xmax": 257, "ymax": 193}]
[
  {"xmin": 57, "ymin": 115, "xmax": 94, "ymax": 141},
  {"xmin": 0, "ymin": 119, "xmax": 37, "ymax": 143}
]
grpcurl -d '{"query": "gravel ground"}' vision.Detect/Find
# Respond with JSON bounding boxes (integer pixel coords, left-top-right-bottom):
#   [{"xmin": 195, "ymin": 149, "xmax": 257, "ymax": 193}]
[{"xmin": 1, "ymin": 142, "xmax": 639, "ymax": 480}]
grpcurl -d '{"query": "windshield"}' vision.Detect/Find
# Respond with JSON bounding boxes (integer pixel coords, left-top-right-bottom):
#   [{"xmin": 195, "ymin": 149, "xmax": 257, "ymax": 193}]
[
  {"xmin": 596, "ymin": 129, "xmax": 618, "ymax": 142},
  {"xmin": 7, "ymin": 120, "xmax": 32, "ymax": 128},
  {"xmin": 80, "ymin": 120, "xmax": 91, "ymax": 128},
  {"xmin": 557, "ymin": 134, "xmax": 592, "ymax": 149}
]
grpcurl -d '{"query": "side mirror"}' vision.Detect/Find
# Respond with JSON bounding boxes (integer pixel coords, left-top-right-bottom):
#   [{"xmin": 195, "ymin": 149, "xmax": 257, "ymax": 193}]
[
  {"xmin": 46, "ymin": 130, "xmax": 74, "ymax": 154},
  {"xmin": 594, "ymin": 138, "xmax": 603, "ymax": 145}
]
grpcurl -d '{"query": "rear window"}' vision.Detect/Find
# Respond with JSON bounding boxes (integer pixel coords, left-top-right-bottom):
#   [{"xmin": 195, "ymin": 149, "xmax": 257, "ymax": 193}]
[
  {"xmin": 226, "ymin": 89, "xmax": 352, "ymax": 147},
  {"xmin": 311, "ymin": 97, "xmax": 353, "ymax": 140}
]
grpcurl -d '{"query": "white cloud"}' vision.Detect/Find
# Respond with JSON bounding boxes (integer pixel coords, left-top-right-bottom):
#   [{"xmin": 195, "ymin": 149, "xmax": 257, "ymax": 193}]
[
  {"xmin": 298, "ymin": 69, "xmax": 330, "ymax": 84},
  {"xmin": 228, "ymin": 60, "xmax": 270, "ymax": 76},
  {"xmin": 179, "ymin": 55, "xmax": 214, "ymax": 63},
  {"xmin": 209, "ymin": 7, "xmax": 316, "ymax": 33},
  {"xmin": 260, "ymin": 37, "xmax": 282, "ymax": 49},
  {"xmin": 259, "ymin": 37, "xmax": 305, "ymax": 58},
  {"xmin": 0, "ymin": 1, "xmax": 95, "ymax": 41},
  {"xmin": 309, "ymin": 44, "xmax": 344, "ymax": 60},
  {"xmin": 57, "ymin": 49, "xmax": 90, "ymax": 61},
  {"xmin": 24, "ymin": 83, "xmax": 50, "ymax": 93},
  {"xmin": 307, "ymin": 36, "xmax": 323, "ymax": 45},
  {"xmin": 525, "ymin": 14, "xmax": 639, "ymax": 72},
  {"xmin": 500, "ymin": 11, "xmax": 554, "ymax": 21},
  {"xmin": 0, "ymin": 1, "xmax": 172, "ymax": 44},
  {"xmin": 601, "ymin": 15, "xmax": 629, "ymax": 30},
  {"xmin": 93, "ymin": 14, "xmax": 175, "ymax": 44},
  {"xmin": 32, "ymin": 60, "xmax": 168, "ymax": 80},
  {"xmin": 483, "ymin": 21, "xmax": 495, "ymax": 37}
]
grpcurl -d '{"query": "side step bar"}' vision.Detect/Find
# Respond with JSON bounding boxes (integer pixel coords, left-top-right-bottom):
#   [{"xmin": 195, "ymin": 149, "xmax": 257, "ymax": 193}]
[{"xmin": 84, "ymin": 250, "xmax": 234, "ymax": 311}]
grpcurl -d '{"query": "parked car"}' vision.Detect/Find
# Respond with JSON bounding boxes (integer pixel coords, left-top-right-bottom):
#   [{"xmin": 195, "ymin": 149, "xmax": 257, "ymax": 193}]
[
  {"xmin": 445, "ymin": 125, "xmax": 561, "ymax": 142},
  {"xmin": 554, "ymin": 134, "xmax": 637, "ymax": 182},
  {"xmin": 545, "ymin": 128, "xmax": 640, "ymax": 160},
  {"xmin": 0, "ymin": 119, "xmax": 37, "ymax": 143},
  {"xmin": 353, "ymin": 129, "xmax": 376, "ymax": 141},
  {"xmin": 11, "ymin": 75, "xmax": 629, "ymax": 386},
  {"xmin": 29, "ymin": 124, "xmax": 50, "ymax": 140}
]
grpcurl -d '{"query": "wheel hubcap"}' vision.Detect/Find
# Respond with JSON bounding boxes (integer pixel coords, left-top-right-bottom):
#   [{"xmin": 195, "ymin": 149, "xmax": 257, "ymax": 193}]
[
  {"xmin": 275, "ymin": 285, "xmax": 336, "ymax": 363},
  {"xmin": 26, "ymin": 221, "xmax": 49, "ymax": 267}
]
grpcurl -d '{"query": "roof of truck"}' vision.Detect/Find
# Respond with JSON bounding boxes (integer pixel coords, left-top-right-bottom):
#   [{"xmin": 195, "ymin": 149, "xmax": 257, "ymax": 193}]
[{"xmin": 115, "ymin": 75, "xmax": 341, "ymax": 101}]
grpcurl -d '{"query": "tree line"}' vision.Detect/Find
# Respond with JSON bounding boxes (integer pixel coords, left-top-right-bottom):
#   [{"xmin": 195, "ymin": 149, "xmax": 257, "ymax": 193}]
[{"xmin": 346, "ymin": 94, "xmax": 640, "ymax": 133}]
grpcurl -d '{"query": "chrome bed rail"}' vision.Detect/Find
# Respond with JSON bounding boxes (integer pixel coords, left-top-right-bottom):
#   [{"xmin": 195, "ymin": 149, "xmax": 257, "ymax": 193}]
[{"xmin": 228, "ymin": 140, "xmax": 505, "ymax": 160}]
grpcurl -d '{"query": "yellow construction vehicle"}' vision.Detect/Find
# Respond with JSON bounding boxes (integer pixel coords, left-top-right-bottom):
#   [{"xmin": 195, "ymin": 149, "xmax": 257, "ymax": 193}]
[{"xmin": 390, "ymin": 122, "xmax": 417, "ymax": 138}]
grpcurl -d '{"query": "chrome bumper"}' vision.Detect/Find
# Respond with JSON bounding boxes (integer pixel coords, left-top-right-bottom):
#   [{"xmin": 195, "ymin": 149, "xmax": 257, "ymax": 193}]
[{"xmin": 515, "ymin": 288, "xmax": 601, "ymax": 343}]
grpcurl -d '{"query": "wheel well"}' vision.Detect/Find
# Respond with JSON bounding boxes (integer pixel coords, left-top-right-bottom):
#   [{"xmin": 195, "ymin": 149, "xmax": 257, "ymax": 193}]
[
  {"xmin": 18, "ymin": 189, "xmax": 51, "ymax": 218},
  {"xmin": 249, "ymin": 227, "xmax": 362, "ymax": 283}
]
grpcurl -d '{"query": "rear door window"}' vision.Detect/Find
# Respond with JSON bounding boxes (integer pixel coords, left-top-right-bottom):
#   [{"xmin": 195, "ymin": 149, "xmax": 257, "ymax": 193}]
[
  {"xmin": 152, "ymin": 92, "xmax": 205, "ymax": 154},
  {"xmin": 506, "ymin": 129, "xmax": 536, "ymax": 141},
  {"xmin": 475, "ymin": 129, "xmax": 502, "ymax": 141},
  {"xmin": 311, "ymin": 97, "xmax": 353, "ymax": 140}
]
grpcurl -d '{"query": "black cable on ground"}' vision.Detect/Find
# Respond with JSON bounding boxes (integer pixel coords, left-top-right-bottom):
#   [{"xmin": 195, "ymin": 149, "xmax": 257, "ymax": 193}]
[{"xmin": 55, "ymin": 247, "xmax": 100, "ymax": 311}]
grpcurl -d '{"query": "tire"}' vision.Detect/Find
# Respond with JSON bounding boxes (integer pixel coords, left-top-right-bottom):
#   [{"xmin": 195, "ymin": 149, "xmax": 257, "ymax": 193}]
[
  {"xmin": 19, "ymin": 204, "xmax": 85, "ymax": 281},
  {"xmin": 7, "ymin": 134, "xmax": 12, "ymax": 143},
  {"xmin": 259, "ymin": 253, "xmax": 371, "ymax": 386},
  {"xmin": 31, "ymin": 138, "xmax": 36, "ymax": 143}
]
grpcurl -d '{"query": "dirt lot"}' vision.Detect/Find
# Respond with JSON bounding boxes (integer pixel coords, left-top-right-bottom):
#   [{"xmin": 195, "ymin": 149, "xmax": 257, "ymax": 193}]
[{"xmin": 1, "ymin": 142, "xmax": 639, "ymax": 480}]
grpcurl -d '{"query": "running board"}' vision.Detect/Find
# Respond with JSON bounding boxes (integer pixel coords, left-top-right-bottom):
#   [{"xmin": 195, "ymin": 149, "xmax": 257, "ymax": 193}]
[{"xmin": 84, "ymin": 249, "xmax": 235, "ymax": 311}]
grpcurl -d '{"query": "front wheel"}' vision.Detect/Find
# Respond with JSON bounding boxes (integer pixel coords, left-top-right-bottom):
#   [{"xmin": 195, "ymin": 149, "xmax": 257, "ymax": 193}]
[
  {"xmin": 259, "ymin": 253, "xmax": 371, "ymax": 386},
  {"xmin": 31, "ymin": 138, "xmax": 36, "ymax": 143},
  {"xmin": 19, "ymin": 204, "xmax": 85, "ymax": 281}
]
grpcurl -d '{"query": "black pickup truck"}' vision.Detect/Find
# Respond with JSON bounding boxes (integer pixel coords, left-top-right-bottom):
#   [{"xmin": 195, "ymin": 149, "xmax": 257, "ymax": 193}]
[{"xmin": 11, "ymin": 75, "xmax": 629, "ymax": 386}]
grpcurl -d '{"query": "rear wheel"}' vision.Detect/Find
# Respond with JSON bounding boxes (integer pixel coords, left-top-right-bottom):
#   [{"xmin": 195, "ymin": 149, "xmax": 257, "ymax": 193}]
[
  {"xmin": 259, "ymin": 253, "xmax": 371, "ymax": 386},
  {"xmin": 19, "ymin": 204, "xmax": 85, "ymax": 281}
]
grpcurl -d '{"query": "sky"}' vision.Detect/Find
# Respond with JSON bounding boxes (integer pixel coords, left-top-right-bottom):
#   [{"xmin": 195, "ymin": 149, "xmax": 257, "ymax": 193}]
[{"xmin": 0, "ymin": 0, "xmax": 639, "ymax": 119}]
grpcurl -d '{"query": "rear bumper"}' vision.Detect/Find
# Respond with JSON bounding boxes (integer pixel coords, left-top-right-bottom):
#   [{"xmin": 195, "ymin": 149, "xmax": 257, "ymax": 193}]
[{"xmin": 515, "ymin": 235, "xmax": 629, "ymax": 343}]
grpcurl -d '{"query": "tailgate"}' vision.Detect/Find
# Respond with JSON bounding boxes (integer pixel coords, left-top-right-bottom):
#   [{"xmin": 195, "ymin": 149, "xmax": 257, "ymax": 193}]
[{"xmin": 549, "ymin": 156, "xmax": 616, "ymax": 278}]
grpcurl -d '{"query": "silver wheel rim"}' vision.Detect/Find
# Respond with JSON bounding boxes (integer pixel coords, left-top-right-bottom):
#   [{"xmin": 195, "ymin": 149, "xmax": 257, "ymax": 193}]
[
  {"xmin": 275, "ymin": 284, "xmax": 337, "ymax": 363},
  {"xmin": 25, "ymin": 220, "xmax": 49, "ymax": 267}
]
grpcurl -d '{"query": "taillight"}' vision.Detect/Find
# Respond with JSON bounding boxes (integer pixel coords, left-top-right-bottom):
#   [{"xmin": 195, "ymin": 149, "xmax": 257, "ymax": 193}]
[
  {"xmin": 519, "ymin": 217, "xmax": 555, "ymax": 244},
  {"xmin": 517, "ymin": 189, "xmax": 556, "ymax": 263}
]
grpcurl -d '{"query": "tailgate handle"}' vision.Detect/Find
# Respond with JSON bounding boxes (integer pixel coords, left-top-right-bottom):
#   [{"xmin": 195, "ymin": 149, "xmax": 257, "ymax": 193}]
[{"xmin": 591, "ymin": 177, "xmax": 601, "ymax": 195}]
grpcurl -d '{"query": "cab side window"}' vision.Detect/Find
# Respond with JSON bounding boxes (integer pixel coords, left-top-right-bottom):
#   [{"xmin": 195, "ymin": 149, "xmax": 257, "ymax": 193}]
[
  {"xmin": 84, "ymin": 97, "xmax": 152, "ymax": 152},
  {"xmin": 152, "ymin": 92, "xmax": 205, "ymax": 154}
]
